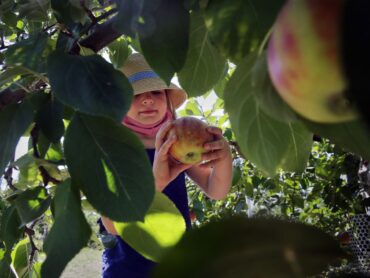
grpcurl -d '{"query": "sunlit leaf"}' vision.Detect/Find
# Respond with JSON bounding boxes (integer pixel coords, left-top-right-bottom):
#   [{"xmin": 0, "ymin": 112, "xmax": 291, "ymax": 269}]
[
  {"xmin": 11, "ymin": 237, "xmax": 30, "ymax": 278},
  {"xmin": 114, "ymin": 192, "xmax": 186, "ymax": 262},
  {"xmin": 108, "ymin": 37, "xmax": 131, "ymax": 69}
]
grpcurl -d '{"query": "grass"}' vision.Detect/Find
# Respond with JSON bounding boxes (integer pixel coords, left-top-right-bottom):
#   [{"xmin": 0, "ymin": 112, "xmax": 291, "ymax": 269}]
[{"xmin": 61, "ymin": 248, "xmax": 102, "ymax": 278}]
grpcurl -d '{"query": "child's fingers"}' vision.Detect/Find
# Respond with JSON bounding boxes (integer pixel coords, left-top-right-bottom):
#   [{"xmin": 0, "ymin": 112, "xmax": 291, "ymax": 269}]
[
  {"xmin": 206, "ymin": 126, "xmax": 223, "ymax": 136},
  {"xmin": 204, "ymin": 139, "xmax": 227, "ymax": 152},
  {"xmin": 198, "ymin": 158, "xmax": 221, "ymax": 169},
  {"xmin": 201, "ymin": 149, "xmax": 223, "ymax": 161},
  {"xmin": 155, "ymin": 121, "xmax": 174, "ymax": 149},
  {"xmin": 158, "ymin": 133, "xmax": 177, "ymax": 156}
]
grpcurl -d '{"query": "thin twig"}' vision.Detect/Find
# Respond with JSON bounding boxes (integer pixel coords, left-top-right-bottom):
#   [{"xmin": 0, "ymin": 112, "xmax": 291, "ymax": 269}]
[{"xmin": 24, "ymin": 226, "xmax": 39, "ymax": 265}]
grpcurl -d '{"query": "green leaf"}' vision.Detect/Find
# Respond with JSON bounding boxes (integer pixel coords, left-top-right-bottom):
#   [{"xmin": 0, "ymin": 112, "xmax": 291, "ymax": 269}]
[
  {"xmin": 114, "ymin": 192, "xmax": 186, "ymax": 262},
  {"xmin": 13, "ymin": 153, "xmax": 42, "ymax": 189},
  {"xmin": 18, "ymin": 0, "xmax": 50, "ymax": 22},
  {"xmin": 0, "ymin": 11, "xmax": 18, "ymax": 28},
  {"xmin": 0, "ymin": 206, "xmax": 23, "ymax": 251},
  {"xmin": 47, "ymin": 51, "xmax": 133, "ymax": 122},
  {"xmin": 204, "ymin": 0, "xmax": 284, "ymax": 62},
  {"xmin": 252, "ymin": 53, "xmax": 298, "ymax": 123},
  {"xmin": 113, "ymin": 0, "xmax": 142, "ymax": 37},
  {"xmin": 0, "ymin": 100, "xmax": 34, "ymax": 176},
  {"xmin": 152, "ymin": 216, "xmax": 345, "ymax": 278},
  {"xmin": 231, "ymin": 165, "xmax": 241, "ymax": 186},
  {"xmin": 14, "ymin": 186, "xmax": 51, "ymax": 226},
  {"xmin": 0, "ymin": 66, "xmax": 30, "ymax": 89},
  {"xmin": 64, "ymin": 113, "xmax": 155, "ymax": 222},
  {"xmin": 35, "ymin": 95, "xmax": 65, "ymax": 143},
  {"xmin": 0, "ymin": 248, "xmax": 15, "ymax": 278},
  {"xmin": 224, "ymin": 55, "xmax": 312, "ymax": 176},
  {"xmin": 51, "ymin": 0, "xmax": 86, "ymax": 28},
  {"xmin": 11, "ymin": 238, "xmax": 30, "ymax": 278},
  {"xmin": 178, "ymin": 11, "xmax": 226, "ymax": 97},
  {"xmin": 41, "ymin": 179, "xmax": 91, "ymax": 278},
  {"xmin": 5, "ymin": 33, "xmax": 51, "ymax": 73},
  {"xmin": 108, "ymin": 37, "xmax": 131, "ymax": 69},
  {"xmin": 140, "ymin": 0, "xmax": 190, "ymax": 84},
  {"xmin": 303, "ymin": 119, "xmax": 370, "ymax": 161}
]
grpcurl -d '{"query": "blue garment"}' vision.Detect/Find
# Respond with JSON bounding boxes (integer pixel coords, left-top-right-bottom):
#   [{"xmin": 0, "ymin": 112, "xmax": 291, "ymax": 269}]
[{"xmin": 100, "ymin": 149, "xmax": 191, "ymax": 278}]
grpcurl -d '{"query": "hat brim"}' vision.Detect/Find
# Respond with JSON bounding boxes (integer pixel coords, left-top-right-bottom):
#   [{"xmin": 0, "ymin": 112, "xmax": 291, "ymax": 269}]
[{"xmin": 132, "ymin": 78, "xmax": 187, "ymax": 109}]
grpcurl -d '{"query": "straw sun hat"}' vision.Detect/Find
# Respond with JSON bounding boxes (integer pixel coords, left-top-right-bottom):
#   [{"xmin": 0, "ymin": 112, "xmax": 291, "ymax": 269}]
[{"xmin": 121, "ymin": 53, "xmax": 187, "ymax": 109}]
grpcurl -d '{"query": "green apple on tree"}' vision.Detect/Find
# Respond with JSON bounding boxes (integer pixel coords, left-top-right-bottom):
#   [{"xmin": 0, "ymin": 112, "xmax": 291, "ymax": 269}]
[
  {"xmin": 267, "ymin": 0, "xmax": 357, "ymax": 123},
  {"xmin": 167, "ymin": 117, "xmax": 214, "ymax": 165}
]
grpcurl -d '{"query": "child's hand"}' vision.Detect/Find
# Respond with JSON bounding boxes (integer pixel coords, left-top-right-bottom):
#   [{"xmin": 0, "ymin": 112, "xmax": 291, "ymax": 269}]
[
  {"xmin": 153, "ymin": 121, "xmax": 192, "ymax": 191},
  {"xmin": 200, "ymin": 126, "xmax": 232, "ymax": 168}
]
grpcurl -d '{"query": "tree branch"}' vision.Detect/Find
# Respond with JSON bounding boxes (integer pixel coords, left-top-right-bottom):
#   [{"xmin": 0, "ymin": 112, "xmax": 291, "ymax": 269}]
[{"xmin": 70, "ymin": 17, "xmax": 122, "ymax": 54}]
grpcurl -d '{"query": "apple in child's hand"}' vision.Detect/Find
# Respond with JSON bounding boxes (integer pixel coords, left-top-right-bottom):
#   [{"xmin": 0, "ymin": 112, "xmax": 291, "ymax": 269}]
[{"xmin": 167, "ymin": 117, "xmax": 214, "ymax": 165}]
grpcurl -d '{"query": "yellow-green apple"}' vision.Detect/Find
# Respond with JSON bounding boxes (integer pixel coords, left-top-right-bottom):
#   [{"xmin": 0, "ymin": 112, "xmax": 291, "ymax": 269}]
[
  {"xmin": 267, "ymin": 0, "xmax": 357, "ymax": 123},
  {"xmin": 167, "ymin": 117, "xmax": 214, "ymax": 165}
]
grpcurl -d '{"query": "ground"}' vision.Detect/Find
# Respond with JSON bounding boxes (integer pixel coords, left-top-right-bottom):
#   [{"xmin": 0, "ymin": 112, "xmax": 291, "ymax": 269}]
[{"xmin": 61, "ymin": 248, "xmax": 102, "ymax": 278}]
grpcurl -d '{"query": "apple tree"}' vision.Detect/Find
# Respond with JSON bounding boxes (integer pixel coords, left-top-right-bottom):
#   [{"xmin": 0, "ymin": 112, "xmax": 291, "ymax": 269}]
[{"xmin": 0, "ymin": 0, "xmax": 370, "ymax": 277}]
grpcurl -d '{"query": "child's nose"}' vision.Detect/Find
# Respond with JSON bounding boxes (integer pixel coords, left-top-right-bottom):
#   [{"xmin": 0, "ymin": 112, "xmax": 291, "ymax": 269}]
[{"xmin": 142, "ymin": 95, "xmax": 154, "ymax": 105}]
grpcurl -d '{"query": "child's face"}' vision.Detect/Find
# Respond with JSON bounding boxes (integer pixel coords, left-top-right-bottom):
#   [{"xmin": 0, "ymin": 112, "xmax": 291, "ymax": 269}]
[{"xmin": 126, "ymin": 90, "xmax": 168, "ymax": 124}]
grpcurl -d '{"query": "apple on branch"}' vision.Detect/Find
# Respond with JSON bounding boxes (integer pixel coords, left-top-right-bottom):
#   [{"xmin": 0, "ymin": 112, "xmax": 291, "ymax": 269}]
[
  {"xmin": 267, "ymin": 0, "xmax": 357, "ymax": 123},
  {"xmin": 167, "ymin": 117, "xmax": 215, "ymax": 165}
]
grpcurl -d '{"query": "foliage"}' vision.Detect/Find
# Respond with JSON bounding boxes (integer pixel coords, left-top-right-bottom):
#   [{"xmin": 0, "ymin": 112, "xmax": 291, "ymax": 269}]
[{"xmin": 0, "ymin": 0, "xmax": 370, "ymax": 277}]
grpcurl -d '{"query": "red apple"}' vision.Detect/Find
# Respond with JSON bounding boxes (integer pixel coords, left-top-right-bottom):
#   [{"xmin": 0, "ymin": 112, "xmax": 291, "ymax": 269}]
[
  {"xmin": 267, "ymin": 0, "xmax": 357, "ymax": 123},
  {"xmin": 167, "ymin": 117, "xmax": 214, "ymax": 165}
]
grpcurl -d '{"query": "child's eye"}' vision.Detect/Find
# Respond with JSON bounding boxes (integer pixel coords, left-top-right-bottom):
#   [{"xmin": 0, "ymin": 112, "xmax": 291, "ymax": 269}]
[{"xmin": 152, "ymin": 90, "xmax": 164, "ymax": 95}]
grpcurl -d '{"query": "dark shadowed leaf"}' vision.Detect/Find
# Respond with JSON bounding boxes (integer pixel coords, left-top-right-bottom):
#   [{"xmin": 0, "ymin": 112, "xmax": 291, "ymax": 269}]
[
  {"xmin": 0, "ymin": 249, "xmax": 15, "ymax": 278},
  {"xmin": 224, "ymin": 55, "xmax": 312, "ymax": 176},
  {"xmin": 113, "ymin": 0, "xmax": 143, "ymax": 37},
  {"xmin": 35, "ymin": 95, "xmax": 65, "ymax": 143},
  {"xmin": 114, "ymin": 192, "xmax": 186, "ymax": 262},
  {"xmin": 0, "ymin": 99, "xmax": 34, "ymax": 176},
  {"xmin": 64, "ymin": 113, "xmax": 155, "ymax": 222},
  {"xmin": 18, "ymin": 0, "xmax": 50, "ymax": 21},
  {"xmin": 0, "ymin": 206, "xmax": 23, "ymax": 251},
  {"xmin": 204, "ymin": 0, "xmax": 284, "ymax": 62},
  {"xmin": 5, "ymin": 33, "xmax": 51, "ymax": 73},
  {"xmin": 178, "ymin": 11, "xmax": 226, "ymax": 97},
  {"xmin": 51, "ymin": 0, "xmax": 87, "ymax": 29},
  {"xmin": 0, "ymin": 66, "xmax": 31, "ymax": 89},
  {"xmin": 41, "ymin": 179, "xmax": 91, "ymax": 278},
  {"xmin": 14, "ymin": 186, "xmax": 51, "ymax": 226},
  {"xmin": 47, "ymin": 51, "xmax": 133, "ymax": 122},
  {"xmin": 303, "ymin": 119, "xmax": 370, "ymax": 161},
  {"xmin": 140, "ymin": 0, "xmax": 190, "ymax": 84},
  {"xmin": 153, "ymin": 216, "xmax": 345, "ymax": 278}
]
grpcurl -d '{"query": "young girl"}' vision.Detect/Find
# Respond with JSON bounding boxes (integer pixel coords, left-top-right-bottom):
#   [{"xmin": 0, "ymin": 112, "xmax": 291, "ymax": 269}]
[{"xmin": 99, "ymin": 53, "xmax": 232, "ymax": 278}]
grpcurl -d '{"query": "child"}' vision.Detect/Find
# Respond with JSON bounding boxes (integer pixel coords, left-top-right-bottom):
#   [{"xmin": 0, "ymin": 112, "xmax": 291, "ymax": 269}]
[{"xmin": 99, "ymin": 53, "xmax": 232, "ymax": 278}]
